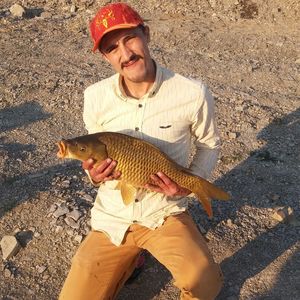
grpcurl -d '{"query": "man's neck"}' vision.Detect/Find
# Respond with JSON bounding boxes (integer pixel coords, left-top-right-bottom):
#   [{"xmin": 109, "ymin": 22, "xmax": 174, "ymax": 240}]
[
  {"xmin": 121, "ymin": 60, "xmax": 156, "ymax": 99},
  {"xmin": 122, "ymin": 78, "xmax": 154, "ymax": 99}
]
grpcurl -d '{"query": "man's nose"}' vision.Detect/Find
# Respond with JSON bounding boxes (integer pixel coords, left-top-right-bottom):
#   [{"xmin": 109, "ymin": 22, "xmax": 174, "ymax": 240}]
[{"xmin": 119, "ymin": 44, "xmax": 133, "ymax": 62}]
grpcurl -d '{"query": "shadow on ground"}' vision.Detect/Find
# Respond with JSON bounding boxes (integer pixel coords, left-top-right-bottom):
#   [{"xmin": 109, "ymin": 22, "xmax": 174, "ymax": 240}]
[{"xmin": 0, "ymin": 101, "xmax": 299, "ymax": 299}]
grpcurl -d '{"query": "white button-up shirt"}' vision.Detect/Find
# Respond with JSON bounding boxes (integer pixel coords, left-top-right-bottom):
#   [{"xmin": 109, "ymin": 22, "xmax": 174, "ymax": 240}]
[{"xmin": 83, "ymin": 63, "xmax": 220, "ymax": 246}]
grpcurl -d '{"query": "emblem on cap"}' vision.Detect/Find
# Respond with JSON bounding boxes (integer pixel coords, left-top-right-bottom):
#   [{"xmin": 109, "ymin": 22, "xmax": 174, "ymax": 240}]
[{"xmin": 95, "ymin": 9, "xmax": 115, "ymax": 29}]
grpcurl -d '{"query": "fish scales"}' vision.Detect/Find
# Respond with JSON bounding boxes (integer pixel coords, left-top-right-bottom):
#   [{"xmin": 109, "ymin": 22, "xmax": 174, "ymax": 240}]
[
  {"xmin": 57, "ymin": 132, "xmax": 230, "ymax": 217},
  {"xmin": 98, "ymin": 133, "xmax": 190, "ymax": 188}
]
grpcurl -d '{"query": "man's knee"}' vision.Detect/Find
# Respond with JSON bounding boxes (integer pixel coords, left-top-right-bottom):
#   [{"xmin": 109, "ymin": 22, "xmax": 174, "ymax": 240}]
[{"xmin": 176, "ymin": 260, "xmax": 223, "ymax": 299}]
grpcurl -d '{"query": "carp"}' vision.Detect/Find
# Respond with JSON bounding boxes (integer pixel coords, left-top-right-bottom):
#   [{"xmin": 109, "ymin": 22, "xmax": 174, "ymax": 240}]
[{"xmin": 57, "ymin": 132, "xmax": 230, "ymax": 217}]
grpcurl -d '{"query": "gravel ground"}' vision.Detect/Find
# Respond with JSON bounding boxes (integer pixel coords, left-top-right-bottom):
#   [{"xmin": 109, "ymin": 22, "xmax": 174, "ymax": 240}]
[{"xmin": 0, "ymin": 0, "xmax": 299, "ymax": 299}]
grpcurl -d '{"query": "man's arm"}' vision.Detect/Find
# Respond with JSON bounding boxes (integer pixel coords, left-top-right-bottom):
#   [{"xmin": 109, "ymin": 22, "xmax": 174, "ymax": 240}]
[
  {"xmin": 189, "ymin": 84, "xmax": 220, "ymax": 180},
  {"xmin": 145, "ymin": 83, "xmax": 219, "ymax": 196},
  {"xmin": 82, "ymin": 87, "xmax": 121, "ymax": 185}
]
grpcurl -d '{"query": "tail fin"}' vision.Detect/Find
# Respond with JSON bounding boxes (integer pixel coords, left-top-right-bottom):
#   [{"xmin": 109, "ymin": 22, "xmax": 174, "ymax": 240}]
[{"xmin": 191, "ymin": 178, "xmax": 230, "ymax": 218}]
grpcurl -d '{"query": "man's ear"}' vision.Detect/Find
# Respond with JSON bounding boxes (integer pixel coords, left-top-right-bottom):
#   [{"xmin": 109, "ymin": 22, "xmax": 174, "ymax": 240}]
[{"xmin": 143, "ymin": 25, "xmax": 150, "ymax": 43}]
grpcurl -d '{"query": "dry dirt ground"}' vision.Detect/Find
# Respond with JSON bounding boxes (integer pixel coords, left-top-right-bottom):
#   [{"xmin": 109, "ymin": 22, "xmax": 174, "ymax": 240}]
[{"xmin": 0, "ymin": 0, "xmax": 299, "ymax": 299}]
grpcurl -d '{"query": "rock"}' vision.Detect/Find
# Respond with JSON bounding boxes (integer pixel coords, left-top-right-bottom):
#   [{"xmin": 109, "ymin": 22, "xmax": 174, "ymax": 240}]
[
  {"xmin": 64, "ymin": 217, "xmax": 80, "ymax": 229},
  {"xmin": 61, "ymin": 180, "xmax": 70, "ymax": 188},
  {"xmin": 53, "ymin": 205, "xmax": 69, "ymax": 218},
  {"xmin": 4, "ymin": 268, "xmax": 12, "ymax": 278},
  {"xmin": 9, "ymin": 4, "xmax": 26, "ymax": 17},
  {"xmin": 81, "ymin": 193, "xmax": 94, "ymax": 203},
  {"xmin": 40, "ymin": 11, "xmax": 52, "ymax": 19},
  {"xmin": 67, "ymin": 209, "xmax": 82, "ymax": 221},
  {"xmin": 228, "ymin": 132, "xmax": 237, "ymax": 139},
  {"xmin": 33, "ymin": 232, "xmax": 41, "ymax": 238},
  {"xmin": 74, "ymin": 234, "xmax": 83, "ymax": 243},
  {"xmin": 295, "ymin": 58, "xmax": 300, "ymax": 64},
  {"xmin": 70, "ymin": 5, "xmax": 77, "ymax": 13},
  {"xmin": 226, "ymin": 219, "xmax": 234, "ymax": 228},
  {"xmin": 49, "ymin": 204, "xmax": 57, "ymax": 213},
  {"xmin": 36, "ymin": 265, "xmax": 47, "ymax": 274},
  {"xmin": 0, "ymin": 235, "xmax": 22, "ymax": 260},
  {"xmin": 272, "ymin": 207, "xmax": 294, "ymax": 223},
  {"xmin": 55, "ymin": 226, "xmax": 63, "ymax": 233}
]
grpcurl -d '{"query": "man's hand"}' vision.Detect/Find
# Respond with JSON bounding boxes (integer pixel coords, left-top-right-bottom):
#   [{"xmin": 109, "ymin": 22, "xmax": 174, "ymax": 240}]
[
  {"xmin": 145, "ymin": 172, "xmax": 191, "ymax": 197},
  {"xmin": 82, "ymin": 158, "xmax": 121, "ymax": 184}
]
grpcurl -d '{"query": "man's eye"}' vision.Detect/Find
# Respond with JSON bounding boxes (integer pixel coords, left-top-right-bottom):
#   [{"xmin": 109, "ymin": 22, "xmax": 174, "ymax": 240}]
[
  {"xmin": 80, "ymin": 147, "xmax": 86, "ymax": 151},
  {"xmin": 106, "ymin": 45, "xmax": 117, "ymax": 53}
]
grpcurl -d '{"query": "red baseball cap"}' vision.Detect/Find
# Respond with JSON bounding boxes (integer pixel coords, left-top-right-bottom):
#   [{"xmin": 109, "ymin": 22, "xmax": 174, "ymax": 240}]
[{"xmin": 90, "ymin": 2, "xmax": 144, "ymax": 52}]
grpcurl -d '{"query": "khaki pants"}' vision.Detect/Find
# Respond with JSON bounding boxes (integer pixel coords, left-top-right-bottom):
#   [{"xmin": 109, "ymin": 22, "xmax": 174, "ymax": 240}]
[{"xmin": 59, "ymin": 212, "xmax": 223, "ymax": 300}]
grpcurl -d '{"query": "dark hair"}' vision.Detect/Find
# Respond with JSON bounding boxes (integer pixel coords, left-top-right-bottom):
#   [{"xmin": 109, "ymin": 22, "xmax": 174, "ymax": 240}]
[{"xmin": 98, "ymin": 24, "xmax": 146, "ymax": 53}]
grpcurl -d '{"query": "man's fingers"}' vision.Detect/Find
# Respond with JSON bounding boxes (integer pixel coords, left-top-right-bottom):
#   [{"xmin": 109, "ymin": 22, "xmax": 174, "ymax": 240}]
[
  {"xmin": 82, "ymin": 158, "xmax": 96, "ymax": 170},
  {"xmin": 156, "ymin": 172, "xmax": 172, "ymax": 185},
  {"xmin": 145, "ymin": 183, "xmax": 163, "ymax": 193}
]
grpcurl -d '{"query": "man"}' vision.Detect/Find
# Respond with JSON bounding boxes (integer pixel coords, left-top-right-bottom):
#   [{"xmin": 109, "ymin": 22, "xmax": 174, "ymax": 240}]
[{"xmin": 59, "ymin": 2, "xmax": 223, "ymax": 300}]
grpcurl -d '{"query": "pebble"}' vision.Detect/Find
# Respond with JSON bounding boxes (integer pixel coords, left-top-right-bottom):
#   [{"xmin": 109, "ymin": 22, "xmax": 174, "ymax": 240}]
[
  {"xmin": 9, "ymin": 4, "xmax": 26, "ymax": 17},
  {"xmin": 295, "ymin": 58, "xmax": 300, "ymax": 64},
  {"xmin": 67, "ymin": 209, "xmax": 82, "ymax": 221},
  {"xmin": 272, "ymin": 206, "xmax": 295, "ymax": 223},
  {"xmin": 40, "ymin": 11, "xmax": 52, "ymax": 19},
  {"xmin": 81, "ymin": 193, "xmax": 94, "ymax": 203},
  {"xmin": 4, "ymin": 268, "xmax": 12, "ymax": 278},
  {"xmin": 228, "ymin": 132, "xmax": 237, "ymax": 139},
  {"xmin": 33, "ymin": 232, "xmax": 41, "ymax": 238},
  {"xmin": 61, "ymin": 180, "xmax": 71, "ymax": 188},
  {"xmin": 65, "ymin": 217, "xmax": 80, "ymax": 229},
  {"xmin": 74, "ymin": 235, "xmax": 83, "ymax": 243},
  {"xmin": 36, "ymin": 265, "xmax": 47, "ymax": 274},
  {"xmin": 70, "ymin": 5, "xmax": 77, "ymax": 13},
  {"xmin": 226, "ymin": 219, "xmax": 234, "ymax": 228},
  {"xmin": 0, "ymin": 235, "xmax": 22, "ymax": 260},
  {"xmin": 55, "ymin": 226, "xmax": 63, "ymax": 233},
  {"xmin": 53, "ymin": 205, "xmax": 69, "ymax": 218},
  {"xmin": 49, "ymin": 204, "xmax": 57, "ymax": 213}
]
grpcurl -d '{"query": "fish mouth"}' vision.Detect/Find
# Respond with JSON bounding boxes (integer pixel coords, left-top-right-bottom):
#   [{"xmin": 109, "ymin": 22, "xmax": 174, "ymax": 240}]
[{"xmin": 57, "ymin": 141, "xmax": 66, "ymax": 158}]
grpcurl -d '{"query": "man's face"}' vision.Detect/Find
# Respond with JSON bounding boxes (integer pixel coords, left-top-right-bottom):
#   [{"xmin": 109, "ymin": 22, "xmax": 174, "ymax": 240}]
[{"xmin": 100, "ymin": 26, "xmax": 154, "ymax": 83}]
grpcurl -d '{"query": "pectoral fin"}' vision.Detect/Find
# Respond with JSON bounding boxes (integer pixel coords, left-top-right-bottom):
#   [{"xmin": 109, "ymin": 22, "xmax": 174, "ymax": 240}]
[{"xmin": 119, "ymin": 182, "xmax": 137, "ymax": 205}]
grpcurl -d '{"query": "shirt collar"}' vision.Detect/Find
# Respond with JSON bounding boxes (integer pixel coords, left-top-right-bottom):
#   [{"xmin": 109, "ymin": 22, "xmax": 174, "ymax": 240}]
[{"xmin": 115, "ymin": 60, "xmax": 163, "ymax": 101}]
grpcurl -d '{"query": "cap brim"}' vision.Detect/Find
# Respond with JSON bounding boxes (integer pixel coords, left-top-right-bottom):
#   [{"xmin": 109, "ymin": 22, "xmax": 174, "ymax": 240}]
[{"xmin": 92, "ymin": 23, "xmax": 142, "ymax": 52}]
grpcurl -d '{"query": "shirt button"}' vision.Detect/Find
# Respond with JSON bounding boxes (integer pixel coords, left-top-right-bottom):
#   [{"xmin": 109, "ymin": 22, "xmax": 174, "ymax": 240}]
[
  {"xmin": 138, "ymin": 104, "xmax": 143, "ymax": 108},
  {"xmin": 135, "ymin": 127, "xmax": 139, "ymax": 131},
  {"xmin": 135, "ymin": 199, "xmax": 139, "ymax": 203}
]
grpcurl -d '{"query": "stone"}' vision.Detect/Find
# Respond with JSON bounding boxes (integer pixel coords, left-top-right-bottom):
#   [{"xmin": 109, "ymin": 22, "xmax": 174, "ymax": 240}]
[
  {"xmin": 67, "ymin": 209, "xmax": 82, "ymax": 221},
  {"xmin": 0, "ymin": 235, "xmax": 22, "ymax": 260},
  {"xmin": 53, "ymin": 205, "xmax": 69, "ymax": 218},
  {"xmin": 272, "ymin": 207, "xmax": 294, "ymax": 223},
  {"xmin": 61, "ymin": 180, "xmax": 70, "ymax": 188},
  {"xmin": 81, "ymin": 193, "xmax": 94, "ymax": 203},
  {"xmin": 55, "ymin": 226, "xmax": 63, "ymax": 233},
  {"xmin": 49, "ymin": 204, "xmax": 57, "ymax": 213},
  {"xmin": 228, "ymin": 132, "xmax": 237, "ymax": 139},
  {"xmin": 9, "ymin": 4, "xmax": 26, "ymax": 17},
  {"xmin": 4, "ymin": 268, "xmax": 12, "ymax": 278},
  {"xmin": 64, "ymin": 217, "xmax": 80, "ymax": 229},
  {"xmin": 226, "ymin": 219, "xmax": 234, "ymax": 228},
  {"xmin": 70, "ymin": 5, "xmax": 77, "ymax": 13},
  {"xmin": 295, "ymin": 58, "xmax": 300, "ymax": 64},
  {"xmin": 74, "ymin": 235, "xmax": 83, "ymax": 243},
  {"xmin": 36, "ymin": 265, "xmax": 47, "ymax": 274},
  {"xmin": 40, "ymin": 11, "xmax": 52, "ymax": 19}
]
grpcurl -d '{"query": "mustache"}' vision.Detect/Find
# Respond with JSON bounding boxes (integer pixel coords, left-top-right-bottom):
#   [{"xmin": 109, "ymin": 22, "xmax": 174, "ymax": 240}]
[{"xmin": 121, "ymin": 54, "xmax": 141, "ymax": 68}]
